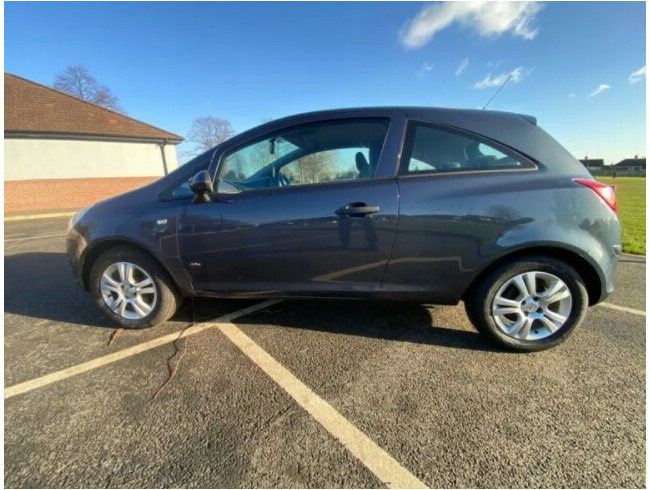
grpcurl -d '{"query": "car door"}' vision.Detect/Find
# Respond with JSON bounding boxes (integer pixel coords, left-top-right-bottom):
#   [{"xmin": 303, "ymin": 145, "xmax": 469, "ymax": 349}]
[{"xmin": 177, "ymin": 114, "xmax": 406, "ymax": 298}]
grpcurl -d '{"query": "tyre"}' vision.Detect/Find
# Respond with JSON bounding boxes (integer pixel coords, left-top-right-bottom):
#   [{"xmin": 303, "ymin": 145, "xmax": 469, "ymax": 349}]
[
  {"xmin": 89, "ymin": 246, "xmax": 181, "ymax": 329},
  {"xmin": 465, "ymin": 256, "xmax": 589, "ymax": 352}
]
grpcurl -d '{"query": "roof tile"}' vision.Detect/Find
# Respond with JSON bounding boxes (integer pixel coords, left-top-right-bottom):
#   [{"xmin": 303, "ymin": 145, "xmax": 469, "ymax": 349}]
[{"xmin": 4, "ymin": 73, "xmax": 183, "ymax": 143}]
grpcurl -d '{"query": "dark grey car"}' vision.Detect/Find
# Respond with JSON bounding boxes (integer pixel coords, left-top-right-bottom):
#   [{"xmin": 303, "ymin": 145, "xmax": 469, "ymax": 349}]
[{"xmin": 66, "ymin": 107, "xmax": 621, "ymax": 351}]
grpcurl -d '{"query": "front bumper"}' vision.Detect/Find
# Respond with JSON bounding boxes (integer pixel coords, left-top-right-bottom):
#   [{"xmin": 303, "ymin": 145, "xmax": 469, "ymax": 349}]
[{"xmin": 66, "ymin": 227, "xmax": 88, "ymax": 290}]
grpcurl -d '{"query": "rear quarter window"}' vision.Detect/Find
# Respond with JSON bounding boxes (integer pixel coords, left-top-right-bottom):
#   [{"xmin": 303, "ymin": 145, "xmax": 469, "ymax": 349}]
[{"xmin": 400, "ymin": 122, "xmax": 536, "ymax": 175}]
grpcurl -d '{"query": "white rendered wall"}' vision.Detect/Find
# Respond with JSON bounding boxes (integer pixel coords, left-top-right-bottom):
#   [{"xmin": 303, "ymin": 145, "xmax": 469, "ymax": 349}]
[{"xmin": 4, "ymin": 138, "xmax": 179, "ymax": 181}]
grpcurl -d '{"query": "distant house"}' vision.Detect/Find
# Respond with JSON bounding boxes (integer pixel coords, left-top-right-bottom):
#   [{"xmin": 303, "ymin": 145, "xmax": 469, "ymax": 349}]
[
  {"xmin": 579, "ymin": 158, "xmax": 604, "ymax": 168},
  {"xmin": 614, "ymin": 157, "xmax": 646, "ymax": 172},
  {"xmin": 4, "ymin": 73, "xmax": 183, "ymax": 213}
]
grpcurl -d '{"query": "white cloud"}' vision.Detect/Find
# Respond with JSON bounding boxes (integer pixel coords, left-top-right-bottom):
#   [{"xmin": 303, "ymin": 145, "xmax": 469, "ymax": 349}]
[
  {"xmin": 568, "ymin": 93, "xmax": 575, "ymax": 98},
  {"xmin": 400, "ymin": 1, "xmax": 542, "ymax": 49},
  {"xmin": 474, "ymin": 66, "xmax": 525, "ymax": 89},
  {"xmin": 629, "ymin": 65, "xmax": 646, "ymax": 84},
  {"xmin": 417, "ymin": 61, "xmax": 434, "ymax": 77},
  {"xmin": 588, "ymin": 84, "xmax": 610, "ymax": 97},
  {"xmin": 456, "ymin": 58, "xmax": 469, "ymax": 76}
]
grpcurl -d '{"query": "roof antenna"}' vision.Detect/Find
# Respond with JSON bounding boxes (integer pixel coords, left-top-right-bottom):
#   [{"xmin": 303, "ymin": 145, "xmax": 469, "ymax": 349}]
[{"xmin": 482, "ymin": 74, "xmax": 512, "ymax": 110}]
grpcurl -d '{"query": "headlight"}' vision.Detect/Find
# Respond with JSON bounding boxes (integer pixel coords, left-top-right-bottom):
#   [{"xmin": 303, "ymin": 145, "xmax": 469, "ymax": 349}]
[{"xmin": 67, "ymin": 206, "xmax": 91, "ymax": 232}]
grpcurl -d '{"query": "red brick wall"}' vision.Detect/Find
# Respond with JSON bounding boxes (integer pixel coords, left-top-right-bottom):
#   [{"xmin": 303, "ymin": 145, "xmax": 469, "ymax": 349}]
[{"xmin": 4, "ymin": 177, "xmax": 159, "ymax": 213}]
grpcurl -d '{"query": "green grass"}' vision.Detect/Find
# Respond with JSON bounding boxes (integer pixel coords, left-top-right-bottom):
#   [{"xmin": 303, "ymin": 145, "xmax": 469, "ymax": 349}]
[{"xmin": 598, "ymin": 177, "xmax": 646, "ymax": 255}]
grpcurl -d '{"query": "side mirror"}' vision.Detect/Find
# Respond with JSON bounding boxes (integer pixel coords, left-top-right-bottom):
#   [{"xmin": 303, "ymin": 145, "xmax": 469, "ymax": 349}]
[{"xmin": 190, "ymin": 170, "xmax": 214, "ymax": 203}]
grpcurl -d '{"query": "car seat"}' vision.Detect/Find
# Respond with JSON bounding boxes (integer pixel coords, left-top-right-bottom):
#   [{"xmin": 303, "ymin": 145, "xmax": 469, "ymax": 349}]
[
  {"xmin": 464, "ymin": 142, "xmax": 497, "ymax": 170},
  {"xmin": 356, "ymin": 152, "xmax": 372, "ymax": 179}
]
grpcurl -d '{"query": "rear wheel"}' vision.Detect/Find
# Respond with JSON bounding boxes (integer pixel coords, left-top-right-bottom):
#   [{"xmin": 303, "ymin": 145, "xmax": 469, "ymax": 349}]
[
  {"xmin": 90, "ymin": 247, "xmax": 181, "ymax": 328},
  {"xmin": 465, "ymin": 256, "xmax": 588, "ymax": 352}
]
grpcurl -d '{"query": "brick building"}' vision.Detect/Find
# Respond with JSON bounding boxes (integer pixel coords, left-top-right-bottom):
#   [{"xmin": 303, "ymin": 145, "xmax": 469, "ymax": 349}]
[{"xmin": 4, "ymin": 73, "xmax": 183, "ymax": 213}]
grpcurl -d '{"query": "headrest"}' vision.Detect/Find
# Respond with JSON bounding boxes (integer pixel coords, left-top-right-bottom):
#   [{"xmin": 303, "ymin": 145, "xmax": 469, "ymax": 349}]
[
  {"xmin": 465, "ymin": 142, "xmax": 482, "ymax": 159},
  {"xmin": 356, "ymin": 152, "xmax": 369, "ymax": 172}
]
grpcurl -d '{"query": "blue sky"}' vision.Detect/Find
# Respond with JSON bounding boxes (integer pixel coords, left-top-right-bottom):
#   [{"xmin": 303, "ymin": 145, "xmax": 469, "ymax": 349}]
[{"xmin": 4, "ymin": 1, "xmax": 646, "ymax": 164}]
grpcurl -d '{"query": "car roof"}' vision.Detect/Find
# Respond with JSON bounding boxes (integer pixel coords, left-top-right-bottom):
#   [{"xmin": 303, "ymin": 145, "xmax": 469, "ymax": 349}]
[{"xmin": 267, "ymin": 106, "xmax": 537, "ymax": 127}]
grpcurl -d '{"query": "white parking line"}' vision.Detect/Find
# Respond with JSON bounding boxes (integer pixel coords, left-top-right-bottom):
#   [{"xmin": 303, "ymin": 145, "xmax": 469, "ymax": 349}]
[
  {"xmin": 4, "ymin": 233, "xmax": 66, "ymax": 242},
  {"xmin": 598, "ymin": 302, "xmax": 646, "ymax": 316},
  {"xmin": 4, "ymin": 211, "xmax": 76, "ymax": 222},
  {"xmin": 218, "ymin": 322, "xmax": 428, "ymax": 489},
  {"xmin": 5, "ymin": 299, "xmax": 427, "ymax": 488},
  {"xmin": 4, "ymin": 300, "xmax": 281, "ymax": 399}
]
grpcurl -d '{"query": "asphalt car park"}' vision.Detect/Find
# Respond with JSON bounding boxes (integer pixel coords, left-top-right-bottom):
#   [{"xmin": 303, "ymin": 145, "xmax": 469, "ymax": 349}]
[{"xmin": 4, "ymin": 216, "xmax": 646, "ymax": 488}]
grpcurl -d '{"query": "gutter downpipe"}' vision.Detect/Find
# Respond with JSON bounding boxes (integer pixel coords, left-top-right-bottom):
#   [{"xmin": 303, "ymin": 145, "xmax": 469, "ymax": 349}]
[{"xmin": 158, "ymin": 139, "xmax": 169, "ymax": 175}]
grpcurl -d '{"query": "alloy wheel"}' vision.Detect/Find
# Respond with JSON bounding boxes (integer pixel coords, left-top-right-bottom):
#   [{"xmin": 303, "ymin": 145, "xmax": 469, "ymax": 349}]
[
  {"xmin": 100, "ymin": 262, "xmax": 157, "ymax": 320},
  {"xmin": 491, "ymin": 271, "xmax": 572, "ymax": 341}
]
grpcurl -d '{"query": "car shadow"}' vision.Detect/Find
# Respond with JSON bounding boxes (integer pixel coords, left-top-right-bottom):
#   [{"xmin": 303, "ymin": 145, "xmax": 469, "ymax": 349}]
[
  {"xmin": 225, "ymin": 299, "xmax": 500, "ymax": 353},
  {"xmin": 6, "ymin": 252, "xmax": 497, "ymax": 352},
  {"xmin": 5, "ymin": 252, "xmax": 115, "ymax": 328}
]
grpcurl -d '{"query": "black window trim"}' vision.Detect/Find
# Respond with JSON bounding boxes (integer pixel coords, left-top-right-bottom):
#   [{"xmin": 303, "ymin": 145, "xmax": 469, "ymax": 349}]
[{"xmin": 397, "ymin": 119, "xmax": 539, "ymax": 178}]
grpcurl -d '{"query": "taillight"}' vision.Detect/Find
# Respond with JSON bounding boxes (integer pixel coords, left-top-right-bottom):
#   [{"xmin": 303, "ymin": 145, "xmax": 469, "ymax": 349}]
[{"xmin": 575, "ymin": 178, "xmax": 617, "ymax": 213}]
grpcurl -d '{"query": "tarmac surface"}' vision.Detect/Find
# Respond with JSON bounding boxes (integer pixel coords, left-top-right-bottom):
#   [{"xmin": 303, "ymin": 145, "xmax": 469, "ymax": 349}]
[{"xmin": 4, "ymin": 217, "xmax": 646, "ymax": 488}]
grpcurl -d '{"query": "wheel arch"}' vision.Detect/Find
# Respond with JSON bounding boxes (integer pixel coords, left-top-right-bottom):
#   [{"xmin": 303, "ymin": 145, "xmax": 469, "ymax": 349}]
[
  {"xmin": 80, "ymin": 238, "xmax": 181, "ymax": 294},
  {"xmin": 462, "ymin": 246, "xmax": 603, "ymax": 306}
]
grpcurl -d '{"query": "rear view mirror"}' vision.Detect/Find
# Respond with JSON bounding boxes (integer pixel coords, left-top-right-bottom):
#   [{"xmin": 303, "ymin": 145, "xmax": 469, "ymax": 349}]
[{"xmin": 190, "ymin": 170, "xmax": 214, "ymax": 203}]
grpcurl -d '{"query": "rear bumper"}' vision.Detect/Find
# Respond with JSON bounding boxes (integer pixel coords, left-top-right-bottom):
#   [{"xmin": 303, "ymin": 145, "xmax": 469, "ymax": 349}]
[{"xmin": 589, "ymin": 242, "xmax": 621, "ymax": 304}]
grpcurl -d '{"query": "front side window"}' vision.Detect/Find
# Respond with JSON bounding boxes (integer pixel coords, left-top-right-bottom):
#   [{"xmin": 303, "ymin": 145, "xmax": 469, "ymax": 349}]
[
  {"xmin": 217, "ymin": 119, "xmax": 389, "ymax": 192},
  {"xmin": 401, "ymin": 123, "xmax": 535, "ymax": 175}
]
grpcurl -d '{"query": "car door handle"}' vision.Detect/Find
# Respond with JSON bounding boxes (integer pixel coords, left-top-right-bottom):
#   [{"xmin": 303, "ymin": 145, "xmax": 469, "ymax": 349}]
[{"xmin": 336, "ymin": 203, "xmax": 380, "ymax": 216}]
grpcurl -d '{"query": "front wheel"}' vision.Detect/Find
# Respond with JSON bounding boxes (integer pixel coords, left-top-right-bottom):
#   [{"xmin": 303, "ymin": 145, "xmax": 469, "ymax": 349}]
[
  {"xmin": 89, "ymin": 246, "xmax": 181, "ymax": 329},
  {"xmin": 465, "ymin": 256, "xmax": 589, "ymax": 352}
]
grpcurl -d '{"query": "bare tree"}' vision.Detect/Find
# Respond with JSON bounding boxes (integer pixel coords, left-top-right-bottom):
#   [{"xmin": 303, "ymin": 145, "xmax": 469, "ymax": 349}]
[
  {"xmin": 187, "ymin": 116, "xmax": 236, "ymax": 154},
  {"xmin": 53, "ymin": 65, "xmax": 125, "ymax": 113},
  {"xmin": 284, "ymin": 152, "xmax": 334, "ymax": 184}
]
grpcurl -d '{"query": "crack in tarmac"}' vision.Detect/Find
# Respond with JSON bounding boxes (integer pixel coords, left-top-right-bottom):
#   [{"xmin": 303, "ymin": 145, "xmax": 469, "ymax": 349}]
[{"xmin": 151, "ymin": 301, "xmax": 195, "ymax": 401}]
